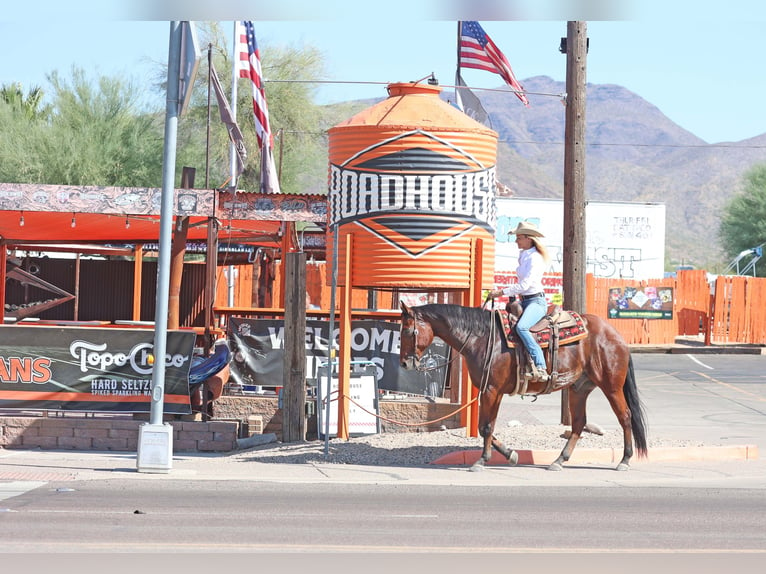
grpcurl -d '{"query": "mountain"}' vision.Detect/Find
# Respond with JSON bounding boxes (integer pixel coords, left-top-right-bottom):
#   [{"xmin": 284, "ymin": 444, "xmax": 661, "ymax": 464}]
[{"xmin": 476, "ymin": 75, "xmax": 766, "ymax": 270}]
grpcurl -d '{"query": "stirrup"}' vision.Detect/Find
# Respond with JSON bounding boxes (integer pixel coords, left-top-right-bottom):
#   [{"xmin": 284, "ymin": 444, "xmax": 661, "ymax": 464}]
[{"xmin": 530, "ymin": 365, "xmax": 549, "ymax": 383}]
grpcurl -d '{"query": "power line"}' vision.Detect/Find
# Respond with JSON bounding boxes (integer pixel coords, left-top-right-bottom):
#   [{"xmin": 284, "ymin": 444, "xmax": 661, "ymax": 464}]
[{"xmin": 266, "ymin": 78, "xmax": 566, "ymax": 100}]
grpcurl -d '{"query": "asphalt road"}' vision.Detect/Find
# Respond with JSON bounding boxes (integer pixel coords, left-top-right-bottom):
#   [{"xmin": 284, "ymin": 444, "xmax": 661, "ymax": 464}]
[{"xmin": 1, "ymin": 480, "xmax": 765, "ymax": 553}]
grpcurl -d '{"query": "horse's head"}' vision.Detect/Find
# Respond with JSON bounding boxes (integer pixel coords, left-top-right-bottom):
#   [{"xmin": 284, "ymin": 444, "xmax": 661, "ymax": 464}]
[{"xmin": 399, "ymin": 301, "xmax": 435, "ymax": 370}]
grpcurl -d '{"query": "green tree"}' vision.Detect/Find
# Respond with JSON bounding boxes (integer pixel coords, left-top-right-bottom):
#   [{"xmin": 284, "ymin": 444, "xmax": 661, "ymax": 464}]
[
  {"xmin": 719, "ymin": 164, "xmax": 766, "ymax": 276},
  {"xmin": 174, "ymin": 22, "xmax": 329, "ymax": 194},
  {"xmin": 0, "ymin": 69, "xmax": 165, "ymax": 186}
]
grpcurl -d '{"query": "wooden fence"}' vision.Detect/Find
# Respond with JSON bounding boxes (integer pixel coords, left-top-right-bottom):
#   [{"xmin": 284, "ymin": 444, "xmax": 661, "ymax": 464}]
[{"xmin": 215, "ymin": 261, "xmax": 766, "ymax": 346}]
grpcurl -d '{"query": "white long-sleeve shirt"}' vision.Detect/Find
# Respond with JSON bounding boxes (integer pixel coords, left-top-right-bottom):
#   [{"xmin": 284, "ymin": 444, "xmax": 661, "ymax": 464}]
[{"xmin": 501, "ymin": 247, "xmax": 545, "ymax": 297}]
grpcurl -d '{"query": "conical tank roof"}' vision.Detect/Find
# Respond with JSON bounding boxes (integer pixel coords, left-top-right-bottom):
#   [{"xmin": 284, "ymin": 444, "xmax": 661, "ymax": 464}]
[{"xmin": 330, "ymin": 82, "xmax": 497, "ymax": 136}]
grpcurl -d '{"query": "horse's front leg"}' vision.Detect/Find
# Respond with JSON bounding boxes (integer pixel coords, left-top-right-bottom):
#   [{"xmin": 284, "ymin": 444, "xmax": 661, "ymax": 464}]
[
  {"xmin": 470, "ymin": 426, "xmax": 519, "ymax": 472},
  {"xmin": 491, "ymin": 435, "xmax": 519, "ymax": 466},
  {"xmin": 469, "ymin": 426, "xmax": 494, "ymax": 472}
]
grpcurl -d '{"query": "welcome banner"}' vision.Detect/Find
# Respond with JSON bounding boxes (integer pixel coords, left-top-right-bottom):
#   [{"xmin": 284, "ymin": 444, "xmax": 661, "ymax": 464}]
[
  {"xmin": 0, "ymin": 326, "xmax": 194, "ymax": 413},
  {"xmin": 228, "ymin": 318, "xmax": 449, "ymax": 397}
]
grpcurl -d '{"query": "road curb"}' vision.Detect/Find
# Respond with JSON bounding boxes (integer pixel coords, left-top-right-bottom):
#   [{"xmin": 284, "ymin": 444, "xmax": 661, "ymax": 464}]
[
  {"xmin": 429, "ymin": 444, "xmax": 760, "ymax": 466},
  {"xmin": 629, "ymin": 345, "xmax": 766, "ymax": 355}
]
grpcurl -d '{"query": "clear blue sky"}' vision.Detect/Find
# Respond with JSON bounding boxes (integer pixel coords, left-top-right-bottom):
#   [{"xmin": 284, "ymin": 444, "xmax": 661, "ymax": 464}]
[{"xmin": 2, "ymin": 1, "xmax": 765, "ymax": 143}]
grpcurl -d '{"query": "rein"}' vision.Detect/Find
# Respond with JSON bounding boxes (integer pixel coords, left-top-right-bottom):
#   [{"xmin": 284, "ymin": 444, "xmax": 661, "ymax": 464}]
[{"xmin": 410, "ymin": 329, "xmax": 471, "ymax": 372}]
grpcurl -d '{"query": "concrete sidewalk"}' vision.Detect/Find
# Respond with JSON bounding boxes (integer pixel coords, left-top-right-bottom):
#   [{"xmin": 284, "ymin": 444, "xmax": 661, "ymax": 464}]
[{"xmin": 1, "ymin": 350, "xmax": 765, "ymax": 489}]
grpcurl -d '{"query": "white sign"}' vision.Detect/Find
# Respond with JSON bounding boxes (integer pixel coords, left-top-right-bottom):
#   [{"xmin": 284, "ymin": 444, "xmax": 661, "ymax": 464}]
[
  {"xmin": 495, "ymin": 197, "xmax": 666, "ymax": 280},
  {"xmin": 316, "ymin": 362, "xmax": 379, "ymax": 438}
]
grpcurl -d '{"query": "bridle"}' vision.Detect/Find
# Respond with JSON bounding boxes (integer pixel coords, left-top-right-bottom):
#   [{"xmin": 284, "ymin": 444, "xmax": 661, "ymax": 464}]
[{"xmin": 402, "ymin": 313, "xmax": 472, "ymax": 373}]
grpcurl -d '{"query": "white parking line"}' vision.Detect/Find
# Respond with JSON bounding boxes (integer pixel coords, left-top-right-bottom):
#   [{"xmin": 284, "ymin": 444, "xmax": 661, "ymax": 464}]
[{"xmin": 685, "ymin": 354, "xmax": 713, "ymax": 370}]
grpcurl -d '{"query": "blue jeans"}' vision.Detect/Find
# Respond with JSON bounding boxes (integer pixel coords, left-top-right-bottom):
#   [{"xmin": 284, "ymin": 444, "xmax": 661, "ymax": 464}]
[{"xmin": 516, "ymin": 296, "xmax": 547, "ymax": 370}]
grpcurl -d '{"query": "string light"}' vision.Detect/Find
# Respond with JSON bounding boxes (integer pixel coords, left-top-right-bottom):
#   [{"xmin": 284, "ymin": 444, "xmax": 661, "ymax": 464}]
[
  {"xmin": 19, "ymin": 211, "xmax": 24, "ymax": 227},
  {"xmin": 71, "ymin": 213, "xmax": 76, "ymax": 228}
]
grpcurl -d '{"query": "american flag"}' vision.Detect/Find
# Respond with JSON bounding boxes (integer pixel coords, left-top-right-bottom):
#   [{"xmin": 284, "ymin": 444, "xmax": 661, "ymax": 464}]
[
  {"xmin": 236, "ymin": 20, "xmax": 280, "ymax": 193},
  {"xmin": 459, "ymin": 21, "xmax": 529, "ymax": 107}
]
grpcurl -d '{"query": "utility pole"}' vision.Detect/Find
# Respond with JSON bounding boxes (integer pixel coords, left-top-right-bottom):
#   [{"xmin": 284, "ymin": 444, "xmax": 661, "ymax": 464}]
[{"xmin": 561, "ymin": 21, "xmax": 588, "ymax": 425}]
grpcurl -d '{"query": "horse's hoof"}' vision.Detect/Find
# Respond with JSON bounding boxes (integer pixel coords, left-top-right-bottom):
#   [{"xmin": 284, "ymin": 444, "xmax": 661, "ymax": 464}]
[
  {"xmin": 507, "ymin": 450, "xmax": 519, "ymax": 466},
  {"xmin": 615, "ymin": 462, "xmax": 630, "ymax": 471},
  {"xmin": 469, "ymin": 463, "xmax": 484, "ymax": 472},
  {"xmin": 547, "ymin": 462, "xmax": 563, "ymax": 471}
]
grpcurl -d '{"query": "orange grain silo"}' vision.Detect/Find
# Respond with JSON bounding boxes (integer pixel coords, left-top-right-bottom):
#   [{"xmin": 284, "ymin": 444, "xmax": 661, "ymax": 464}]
[{"xmin": 327, "ymin": 82, "xmax": 498, "ymax": 290}]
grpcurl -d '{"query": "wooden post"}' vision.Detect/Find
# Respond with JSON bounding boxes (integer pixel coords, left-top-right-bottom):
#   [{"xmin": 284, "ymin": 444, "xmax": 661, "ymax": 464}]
[
  {"xmin": 132, "ymin": 244, "xmax": 143, "ymax": 321},
  {"xmin": 278, "ymin": 221, "xmax": 294, "ymax": 308},
  {"xmin": 282, "ymin": 251, "xmax": 307, "ymax": 443},
  {"xmin": 168, "ymin": 167, "xmax": 195, "ymax": 330},
  {"xmin": 204, "ymin": 210, "xmax": 219, "ymax": 348},
  {"xmin": 561, "ymin": 21, "xmax": 588, "ymax": 426},
  {"xmin": 337, "ymin": 232, "xmax": 353, "ymax": 440},
  {"xmin": 74, "ymin": 253, "xmax": 81, "ymax": 321},
  {"xmin": 461, "ymin": 237, "xmax": 484, "ymax": 438},
  {"xmin": 0, "ymin": 245, "xmax": 6, "ymax": 320}
]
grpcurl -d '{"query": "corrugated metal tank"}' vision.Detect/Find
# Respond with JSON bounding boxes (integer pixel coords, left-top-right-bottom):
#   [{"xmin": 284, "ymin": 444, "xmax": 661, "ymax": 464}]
[{"xmin": 327, "ymin": 82, "xmax": 498, "ymax": 290}]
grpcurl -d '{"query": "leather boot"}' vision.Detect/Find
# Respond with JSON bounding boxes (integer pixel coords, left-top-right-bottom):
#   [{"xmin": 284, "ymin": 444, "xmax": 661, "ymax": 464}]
[{"xmin": 531, "ymin": 365, "xmax": 550, "ymax": 383}]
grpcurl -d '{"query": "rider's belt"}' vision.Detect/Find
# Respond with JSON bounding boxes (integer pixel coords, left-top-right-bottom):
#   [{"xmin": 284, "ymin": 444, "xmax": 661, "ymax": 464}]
[{"xmin": 520, "ymin": 292, "xmax": 545, "ymax": 300}]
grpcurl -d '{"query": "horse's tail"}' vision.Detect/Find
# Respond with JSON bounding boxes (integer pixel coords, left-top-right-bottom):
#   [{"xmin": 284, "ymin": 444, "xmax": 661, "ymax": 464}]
[{"xmin": 624, "ymin": 355, "xmax": 648, "ymax": 457}]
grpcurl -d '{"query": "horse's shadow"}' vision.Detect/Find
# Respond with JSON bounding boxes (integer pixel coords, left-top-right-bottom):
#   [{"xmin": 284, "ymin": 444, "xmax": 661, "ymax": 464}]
[{"xmin": 236, "ymin": 442, "xmax": 620, "ymax": 471}]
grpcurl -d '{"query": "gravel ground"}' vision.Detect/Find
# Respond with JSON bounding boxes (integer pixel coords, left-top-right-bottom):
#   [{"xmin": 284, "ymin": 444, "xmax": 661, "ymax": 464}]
[{"xmin": 238, "ymin": 420, "xmax": 704, "ymax": 467}]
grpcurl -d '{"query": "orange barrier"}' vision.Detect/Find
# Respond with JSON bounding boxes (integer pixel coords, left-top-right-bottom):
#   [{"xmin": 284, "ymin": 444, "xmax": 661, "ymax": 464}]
[
  {"xmin": 675, "ymin": 269, "xmax": 711, "ymax": 340},
  {"xmin": 711, "ymin": 274, "xmax": 766, "ymax": 344}
]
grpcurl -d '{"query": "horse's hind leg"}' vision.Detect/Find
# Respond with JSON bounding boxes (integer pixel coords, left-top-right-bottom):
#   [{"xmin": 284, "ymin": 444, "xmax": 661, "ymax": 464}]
[{"xmin": 548, "ymin": 384, "xmax": 594, "ymax": 471}]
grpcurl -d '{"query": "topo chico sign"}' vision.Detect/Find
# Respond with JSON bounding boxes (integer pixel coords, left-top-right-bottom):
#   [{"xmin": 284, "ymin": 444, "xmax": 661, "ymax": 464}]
[{"xmin": 0, "ymin": 326, "xmax": 194, "ymax": 413}]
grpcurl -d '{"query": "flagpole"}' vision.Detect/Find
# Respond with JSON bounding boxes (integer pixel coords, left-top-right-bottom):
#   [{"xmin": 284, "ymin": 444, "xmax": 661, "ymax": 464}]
[
  {"xmin": 456, "ymin": 21, "xmax": 462, "ymax": 78},
  {"xmin": 227, "ymin": 21, "xmax": 239, "ymax": 307},
  {"xmin": 205, "ymin": 44, "xmax": 212, "ymax": 189},
  {"xmin": 229, "ymin": 21, "xmax": 239, "ymax": 189}
]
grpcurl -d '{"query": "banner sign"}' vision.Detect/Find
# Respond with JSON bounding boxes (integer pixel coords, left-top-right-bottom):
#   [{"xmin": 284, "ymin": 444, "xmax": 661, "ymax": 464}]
[
  {"xmin": 0, "ymin": 326, "xmax": 194, "ymax": 413},
  {"xmin": 228, "ymin": 318, "xmax": 449, "ymax": 397},
  {"xmin": 607, "ymin": 286, "xmax": 674, "ymax": 319}
]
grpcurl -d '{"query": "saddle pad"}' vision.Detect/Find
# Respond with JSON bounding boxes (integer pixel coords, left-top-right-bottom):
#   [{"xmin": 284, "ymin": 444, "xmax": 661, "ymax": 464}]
[{"xmin": 498, "ymin": 309, "xmax": 587, "ymax": 349}]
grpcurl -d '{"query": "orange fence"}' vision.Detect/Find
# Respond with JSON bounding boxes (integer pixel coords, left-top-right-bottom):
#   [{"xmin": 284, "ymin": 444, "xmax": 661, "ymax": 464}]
[
  {"xmin": 213, "ymin": 260, "xmax": 766, "ymax": 346},
  {"xmin": 587, "ymin": 270, "xmax": 766, "ymax": 346},
  {"xmin": 711, "ymin": 274, "xmax": 766, "ymax": 344}
]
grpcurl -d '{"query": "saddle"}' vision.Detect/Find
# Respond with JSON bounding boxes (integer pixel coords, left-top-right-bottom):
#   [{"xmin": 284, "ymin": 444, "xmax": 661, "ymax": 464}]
[{"xmin": 496, "ymin": 301, "xmax": 588, "ymax": 396}]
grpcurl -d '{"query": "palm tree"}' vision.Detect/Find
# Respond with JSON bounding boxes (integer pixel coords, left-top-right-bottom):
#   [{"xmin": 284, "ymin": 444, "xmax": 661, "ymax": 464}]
[{"xmin": 0, "ymin": 82, "xmax": 51, "ymax": 120}]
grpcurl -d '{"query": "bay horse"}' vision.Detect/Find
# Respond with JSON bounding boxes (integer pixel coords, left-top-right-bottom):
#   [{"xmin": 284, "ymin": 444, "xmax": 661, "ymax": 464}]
[{"xmin": 399, "ymin": 302, "xmax": 648, "ymax": 471}]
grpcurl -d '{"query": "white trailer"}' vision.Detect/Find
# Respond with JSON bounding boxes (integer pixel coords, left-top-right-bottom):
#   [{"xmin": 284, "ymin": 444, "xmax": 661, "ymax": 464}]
[{"xmin": 495, "ymin": 197, "xmax": 666, "ymax": 280}]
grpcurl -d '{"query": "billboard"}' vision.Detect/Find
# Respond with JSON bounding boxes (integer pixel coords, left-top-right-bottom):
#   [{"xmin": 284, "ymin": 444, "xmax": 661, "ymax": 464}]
[{"xmin": 495, "ymin": 198, "xmax": 666, "ymax": 280}]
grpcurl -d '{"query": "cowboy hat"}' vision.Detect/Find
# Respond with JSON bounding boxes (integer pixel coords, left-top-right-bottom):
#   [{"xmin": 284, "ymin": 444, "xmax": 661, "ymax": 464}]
[{"xmin": 508, "ymin": 220, "xmax": 544, "ymax": 238}]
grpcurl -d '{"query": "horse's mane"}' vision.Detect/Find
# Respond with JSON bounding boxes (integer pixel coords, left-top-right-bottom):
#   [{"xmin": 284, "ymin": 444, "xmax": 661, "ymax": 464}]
[{"xmin": 414, "ymin": 304, "xmax": 491, "ymax": 338}]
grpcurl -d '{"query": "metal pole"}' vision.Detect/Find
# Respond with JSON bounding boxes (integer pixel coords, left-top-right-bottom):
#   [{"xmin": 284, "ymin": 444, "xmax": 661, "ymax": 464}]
[
  {"xmin": 149, "ymin": 20, "xmax": 181, "ymax": 426},
  {"xmin": 324, "ymin": 224, "xmax": 339, "ymax": 456},
  {"xmin": 137, "ymin": 21, "xmax": 182, "ymax": 474},
  {"xmin": 227, "ymin": 22, "xmax": 240, "ymax": 307}
]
